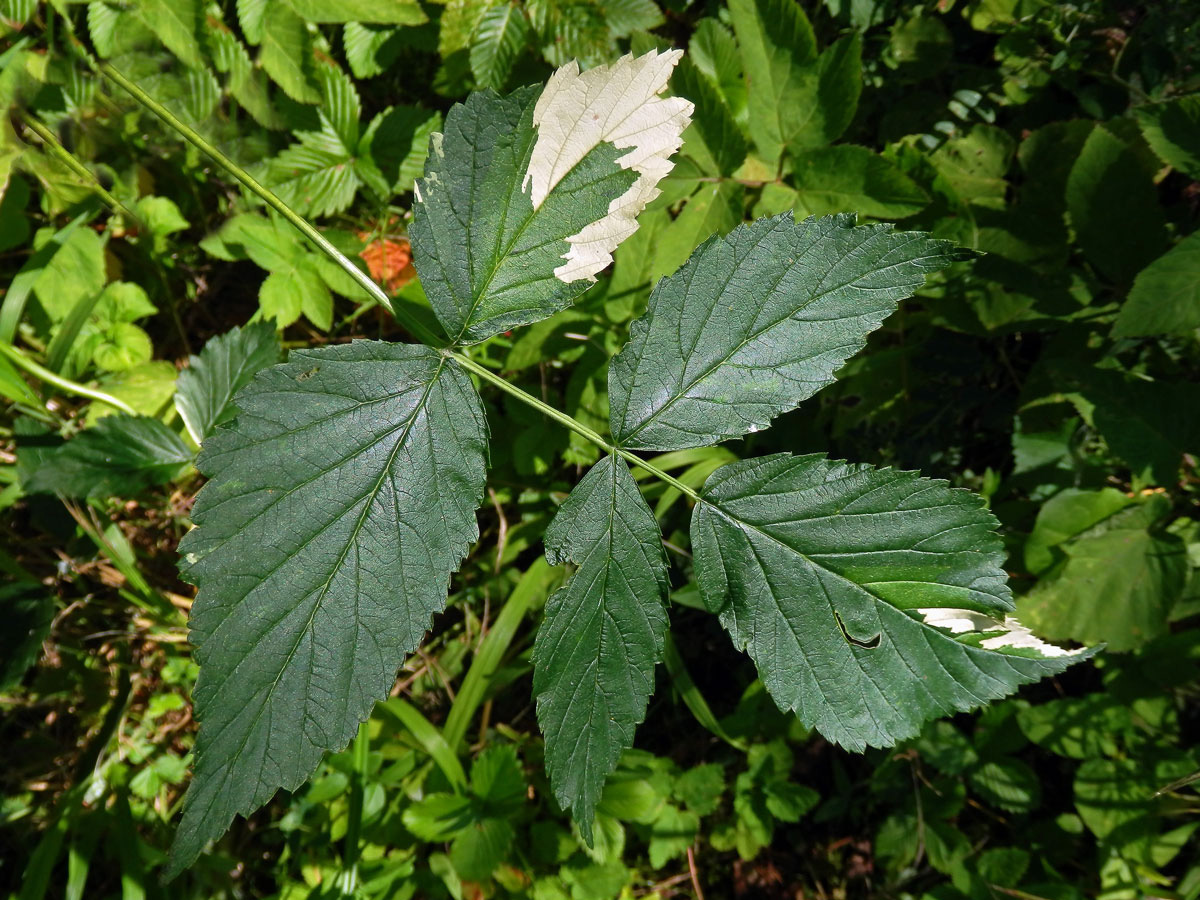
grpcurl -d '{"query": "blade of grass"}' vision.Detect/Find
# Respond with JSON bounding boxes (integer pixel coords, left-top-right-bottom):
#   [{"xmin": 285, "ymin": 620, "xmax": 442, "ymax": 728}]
[
  {"xmin": 0, "ymin": 343, "xmax": 137, "ymax": 415},
  {"xmin": 335, "ymin": 720, "xmax": 371, "ymax": 897},
  {"xmin": 443, "ymin": 557, "xmax": 561, "ymax": 752},
  {"xmin": 663, "ymin": 632, "xmax": 747, "ymax": 751},
  {"xmin": 380, "ymin": 698, "xmax": 468, "ymax": 792},
  {"xmin": 45, "ymin": 287, "xmax": 104, "ymax": 374}
]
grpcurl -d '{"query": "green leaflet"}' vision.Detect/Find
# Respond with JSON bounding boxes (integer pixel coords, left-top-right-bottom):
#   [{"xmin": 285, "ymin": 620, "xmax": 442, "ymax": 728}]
[
  {"xmin": 175, "ymin": 321, "xmax": 282, "ymax": 444},
  {"xmin": 410, "ymin": 86, "xmax": 635, "ymax": 342},
  {"xmin": 24, "ymin": 416, "xmax": 192, "ymax": 498},
  {"xmin": 608, "ymin": 214, "xmax": 963, "ymax": 451},
  {"xmin": 166, "ymin": 342, "xmax": 488, "ymax": 876},
  {"xmin": 469, "ymin": 3, "xmax": 530, "ymax": 89},
  {"xmin": 691, "ymin": 454, "xmax": 1087, "ymax": 751},
  {"xmin": 533, "ymin": 455, "xmax": 668, "ymax": 844}
]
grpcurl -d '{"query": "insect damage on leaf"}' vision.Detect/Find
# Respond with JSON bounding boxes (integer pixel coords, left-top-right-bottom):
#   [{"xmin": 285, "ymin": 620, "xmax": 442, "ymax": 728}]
[
  {"xmin": 524, "ymin": 49, "xmax": 694, "ymax": 284},
  {"xmin": 918, "ymin": 608, "xmax": 1087, "ymax": 657}
]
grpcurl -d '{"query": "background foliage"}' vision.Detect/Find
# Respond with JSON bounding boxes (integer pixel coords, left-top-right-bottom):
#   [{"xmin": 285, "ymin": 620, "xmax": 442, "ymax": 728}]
[{"xmin": 2, "ymin": 0, "xmax": 1199, "ymax": 897}]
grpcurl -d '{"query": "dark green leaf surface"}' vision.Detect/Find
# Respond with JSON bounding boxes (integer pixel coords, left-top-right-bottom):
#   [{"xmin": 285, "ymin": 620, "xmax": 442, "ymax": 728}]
[
  {"xmin": 1066, "ymin": 125, "xmax": 1167, "ymax": 284},
  {"xmin": 175, "ymin": 321, "xmax": 282, "ymax": 444},
  {"xmin": 167, "ymin": 342, "xmax": 488, "ymax": 875},
  {"xmin": 691, "ymin": 454, "xmax": 1085, "ymax": 751},
  {"xmin": 609, "ymin": 214, "xmax": 962, "ymax": 451},
  {"xmin": 411, "ymin": 86, "xmax": 636, "ymax": 342},
  {"xmin": 0, "ymin": 583, "xmax": 55, "ymax": 690},
  {"xmin": 533, "ymin": 455, "xmax": 668, "ymax": 843},
  {"xmin": 25, "ymin": 416, "xmax": 192, "ymax": 498}
]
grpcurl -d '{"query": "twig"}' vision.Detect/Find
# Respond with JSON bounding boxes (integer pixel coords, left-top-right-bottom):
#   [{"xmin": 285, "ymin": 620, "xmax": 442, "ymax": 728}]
[{"xmin": 687, "ymin": 846, "xmax": 705, "ymax": 900}]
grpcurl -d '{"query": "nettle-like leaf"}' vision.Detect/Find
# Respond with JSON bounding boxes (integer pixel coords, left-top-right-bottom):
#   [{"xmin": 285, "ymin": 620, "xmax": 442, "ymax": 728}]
[
  {"xmin": 608, "ymin": 213, "xmax": 966, "ymax": 451},
  {"xmin": 175, "ymin": 321, "xmax": 282, "ymax": 444},
  {"xmin": 167, "ymin": 343, "xmax": 487, "ymax": 875},
  {"xmin": 691, "ymin": 454, "xmax": 1089, "ymax": 751},
  {"xmin": 533, "ymin": 455, "xmax": 668, "ymax": 842},
  {"xmin": 410, "ymin": 49, "xmax": 693, "ymax": 342}
]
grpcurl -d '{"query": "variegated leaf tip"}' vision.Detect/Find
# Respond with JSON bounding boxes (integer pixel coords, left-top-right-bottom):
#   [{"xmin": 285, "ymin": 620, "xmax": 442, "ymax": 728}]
[
  {"xmin": 918, "ymin": 608, "xmax": 1084, "ymax": 658},
  {"xmin": 523, "ymin": 50, "xmax": 693, "ymax": 284}
]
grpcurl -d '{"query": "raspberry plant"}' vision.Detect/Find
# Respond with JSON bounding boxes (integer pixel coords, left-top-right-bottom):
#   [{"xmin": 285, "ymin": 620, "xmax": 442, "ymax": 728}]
[{"xmin": 119, "ymin": 50, "xmax": 1091, "ymax": 875}]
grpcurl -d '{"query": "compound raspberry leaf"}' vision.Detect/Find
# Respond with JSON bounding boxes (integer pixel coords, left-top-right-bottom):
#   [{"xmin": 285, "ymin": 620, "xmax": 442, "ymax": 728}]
[
  {"xmin": 411, "ymin": 50, "xmax": 692, "ymax": 343},
  {"xmin": 608, "ymin": 214, "xmax": 965, "ymax": 451},
  {"xmin": 692, "ymin": 454, "xmax": 1089, "ymax": 752},
  {"xmin": 533, "ymin": 455, "xmax": 668, "ymax": 844},
  {"xmin": 167, "ymin": 342, "xmax": 488, "ymax": 876}
]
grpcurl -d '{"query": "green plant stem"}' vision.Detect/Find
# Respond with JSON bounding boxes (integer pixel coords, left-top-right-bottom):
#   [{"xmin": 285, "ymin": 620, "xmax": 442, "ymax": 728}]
[
  {"xmin": 450, "ymin": 352, "xmax": 701, "ymax": 501},
  {"xmin": 0, "ymin": 343, "xmax": 136, "ymax": 415},
  {"xmin": 95, "ymin": 60, "xmax": 703, "ymax": 503},
  {"xmin": 337, "ymin": 720, "xmax": 370, "ymax": 896},
  {"xmin": 17, "ymin": 111, "xmax": 133, "ymax": 219},
  {"xmin": 94, "ymin": 62, "xmax": 441, "ymax": 349}
]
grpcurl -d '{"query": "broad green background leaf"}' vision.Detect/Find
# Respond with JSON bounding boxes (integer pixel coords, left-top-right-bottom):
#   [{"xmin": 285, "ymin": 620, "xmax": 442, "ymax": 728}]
[
  {"xmin": 30, "ymin": 225, "xmax": 106, "ymax": 322},
  {"xmin": 1023, "ymin": 488, "xmax": 1134, "ymax": 575},
  {"xmin": 609, "ymin": 214, "xmax": 962, "ymax": 451},
  {"xmin": 132, "ymin": 0, "xmax": 204, "ymax": 69},
  {"xmin": 357, "ymin": 106, "xmax": 442, "ymax": 198},
  {"xmin": 689, "ymin": 18, "xmax": 746, "ymax": 124},
  {"xmin": 1017, "ymin": 498, "xmax": 1187, "ymax": 652},
  {"xmin": 1112, "ymin": 231, "xmax": 1200, "ymax": 337},
  {"xmin": 259, "ymin": 261, "xmax": 332, "ymax": 329},
  {"xmin": 24, "ymin": 416, "xmax": 192, "ymax": 498},
  {"xmin": 534, "ymin": 455, "xmax": 668, "ymax": 844},
  {"xmin": 1135, "ymin": 95, "xmax": 1200, "ymax": 180},
  {"xmin": 1074, "ymin": 368, "xmax": 1197, "ymax": 486},
  {"xmin": 1066, "ymin": 125, "xmax": 1167, "ymax": 284},
  {"xmin": 783, "ymin": 145, "xmax": 928, "ymax": 219},
  {"xmin": 674, "ymin": 56, "xmax": 747, "ymax": 176},
  {"xmin": 167, "ymin": 342, "xmax": 488, "ymax": 876},
  {"xmin": 175, "ymin": 321, "xmax": 283, "ymax": 444},
  {"xmin": 692, "ymin": 454, "xmax": 1085, "ymax": 751},
  {"xmin": 648, "ymin": 181, "xmax": 743, "ymax": 283},
  {"xmin": 1075, "ymin": 755, "xmax": 1199, "ymax": 865},
  {"xmin": 728, "ymin": 0, "xmax": 859, "ymax": 163},
  {"xmin": 411, "ymin": 86, "xmax": 635, "ymax": 342},
  {"xmin": 727, "ymin": 0, "xmax": 814, "ymax": 164}
]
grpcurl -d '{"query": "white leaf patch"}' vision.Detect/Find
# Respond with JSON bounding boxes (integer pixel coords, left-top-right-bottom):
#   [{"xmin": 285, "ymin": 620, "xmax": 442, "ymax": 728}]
[
  {"xmin": 524, "ymin": 50, "xmax": 693, "ymax": 284},
  {"xmin": 917, "ymin": 608, "xmax": 1084, "ymax": 658}
]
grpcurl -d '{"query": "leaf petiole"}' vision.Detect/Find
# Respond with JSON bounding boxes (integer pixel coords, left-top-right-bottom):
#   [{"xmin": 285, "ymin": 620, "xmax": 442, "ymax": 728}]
[{"xmin": 449, "ymin": 352, "xmax": 700, "ymax": 501}]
